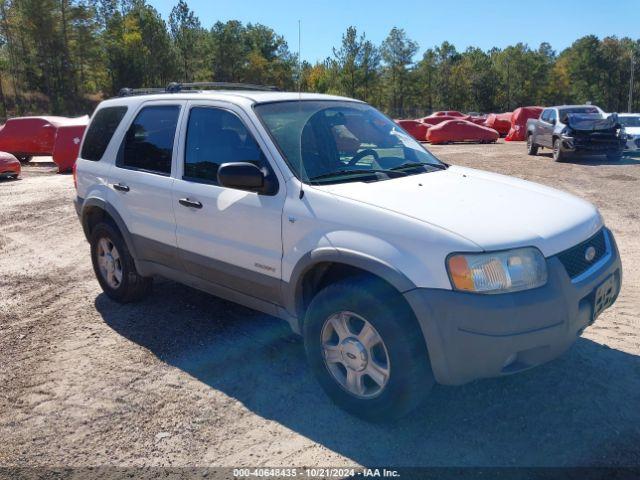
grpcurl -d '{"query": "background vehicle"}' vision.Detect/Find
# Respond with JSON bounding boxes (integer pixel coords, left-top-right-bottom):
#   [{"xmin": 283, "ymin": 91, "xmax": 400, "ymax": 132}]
[
  {"xmin": 505, "ymin": 107, "xmax": 543, "ymax": 141},
  {"xmin": 0, "ymin": 151, "xmax": 21, "ymax": 179},
  {"xmin": 426, "ymin": 119, "xmax": 498, "ymax": 144},
  {"xmin": 75, "ymin": 85, "xmax": 621, "ymax": 421},
  {"xmin": 0, "ymin": 115, "xmax": 88, "ymax": 171},
  {"xmin": 526, "ymin": 105, "xmax": 626, "ymax": 161},
  {"xmin": 617, "ymin": 113, "xmax": 640, "ymax": 153},
  {"xmin": 484, "ymin": 112, "xmax": 512, "ymax": 136}
]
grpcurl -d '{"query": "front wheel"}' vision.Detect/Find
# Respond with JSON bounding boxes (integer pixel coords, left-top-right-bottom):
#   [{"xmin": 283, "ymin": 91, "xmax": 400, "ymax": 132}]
[
  {"xmin": 552, "ymin": 138, "xmax": 565, "ymax": 162},
  {"xmin": 526, "ymin": 134, "xmax": 538, "ymax": 155},
  {"xmin": 90, "ymin": 221, "xmax": 152, "ymax": 302},
  {"xmin": 303, "ymin": 278, "xmax": 434, "ymax": 421}
]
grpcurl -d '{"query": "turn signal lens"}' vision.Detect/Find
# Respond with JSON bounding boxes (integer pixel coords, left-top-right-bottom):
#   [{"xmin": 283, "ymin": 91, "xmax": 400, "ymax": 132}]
[{"xmin": 447, "ymin": 247, "xmax": 547, "ymax": 294}]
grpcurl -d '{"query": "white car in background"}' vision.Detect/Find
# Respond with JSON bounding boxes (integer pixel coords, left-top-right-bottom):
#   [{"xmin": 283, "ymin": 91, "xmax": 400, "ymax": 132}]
[{"xmin": 618, "ymin": 113, "xmax": 640, "ymax": 152}]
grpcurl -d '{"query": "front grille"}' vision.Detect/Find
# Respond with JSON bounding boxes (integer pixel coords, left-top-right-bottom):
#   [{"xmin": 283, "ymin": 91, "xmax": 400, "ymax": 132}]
[{"xmin": 557, "ymin": 229, "xmax": 607, "ymax": 279}]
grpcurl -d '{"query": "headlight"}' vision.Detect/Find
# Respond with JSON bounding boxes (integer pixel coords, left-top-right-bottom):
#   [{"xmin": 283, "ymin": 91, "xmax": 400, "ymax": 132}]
[{"xmin": 447, "ymin": 247, "xmax": 547, "ymax": 294}]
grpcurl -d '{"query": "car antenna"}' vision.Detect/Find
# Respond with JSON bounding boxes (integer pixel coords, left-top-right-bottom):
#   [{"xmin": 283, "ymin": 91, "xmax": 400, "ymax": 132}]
[{"xmin": 297, "ymin": 19, "xmax": 305, "ymax": 200}]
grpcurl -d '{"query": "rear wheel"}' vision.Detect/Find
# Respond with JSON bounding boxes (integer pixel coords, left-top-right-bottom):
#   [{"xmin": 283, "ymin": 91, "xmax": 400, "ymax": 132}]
[
  {"xmin": 90, "ymin": 221, "xmax": 151, "ymax": 302},
  {"xmin": 303, "ymin": 277, "xmax": 434, "ymax": 421},
  {"xmin": 526, "ymin": 134, "xmax": 538, "ymax": 155},
  {"xmin": 552, "ymin": 138, "xmax": 564, "ymax": 162}
]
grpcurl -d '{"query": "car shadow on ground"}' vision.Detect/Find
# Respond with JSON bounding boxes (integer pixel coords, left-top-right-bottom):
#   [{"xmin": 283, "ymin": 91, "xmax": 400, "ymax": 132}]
[
  {"xmin": 97, "ymin": 281, "xmax": 640, "ymax": 467},
  {"xmin": 536, "ymin": 152, "xmax": 640, "ymax": 166}
]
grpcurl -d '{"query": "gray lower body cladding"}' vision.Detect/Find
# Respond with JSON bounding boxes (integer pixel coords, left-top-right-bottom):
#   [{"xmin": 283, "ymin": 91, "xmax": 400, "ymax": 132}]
[{"xmin": 405, "ymin": 228, "xmax": 622, "ymax": 386}]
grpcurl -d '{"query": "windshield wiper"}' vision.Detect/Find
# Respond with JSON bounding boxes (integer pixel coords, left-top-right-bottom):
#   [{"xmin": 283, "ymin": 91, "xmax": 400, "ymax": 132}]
[
  {"xmin": 309, "ymin": 168, "xmax": 408, "ymax": 182},
  {"xmin": 390, "ymin": 162, "xmax": 448, "ymax": 171}
]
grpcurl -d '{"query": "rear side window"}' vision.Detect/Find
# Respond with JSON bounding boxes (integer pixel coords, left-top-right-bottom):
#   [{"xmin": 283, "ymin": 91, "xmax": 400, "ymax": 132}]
[
  {"xmin": 81, "ymin": 106, "xmax": 128, "ymax": 161},
  {"xmin": 184, "ymin": 107, "xmax": 267, "ymax": 184},
  {"xmin": 119, "ymin": 105, "xmax": 180, "ymax": 175}
]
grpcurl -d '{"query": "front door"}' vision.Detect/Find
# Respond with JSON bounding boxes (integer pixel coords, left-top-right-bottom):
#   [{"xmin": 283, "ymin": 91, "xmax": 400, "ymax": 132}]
[{"xmin": 172, "ymin": 102, "xmax": 286, "ymax": 304}]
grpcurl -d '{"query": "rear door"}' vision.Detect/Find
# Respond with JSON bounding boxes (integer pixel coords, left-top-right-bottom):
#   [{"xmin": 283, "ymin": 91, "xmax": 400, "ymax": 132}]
[
  {"xmin": 108, "ymin": 101, "xmax": 185, "ymax": 270},
  {"xmin": 171, "ymin": 100, "xmax": 286, "ymax": 304}
]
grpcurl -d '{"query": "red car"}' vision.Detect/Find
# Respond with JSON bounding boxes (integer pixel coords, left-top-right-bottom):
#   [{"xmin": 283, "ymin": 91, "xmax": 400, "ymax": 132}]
[
  {"xmin": 505, "ymin": 106, "xmax": 544, "ymax": 141},
  {"xmin": 428, "ymin": 110, "xmax": 467, "ymax": 118},
  {"xmin": 0, "ymin": 115, "xmax": 88, "ymax": 172},
  {"xmin": 484, "ymin": 113, "xmax": 512, "ymax": 136},
  {"xmin": 0, "ymin": 152, "xmax": 21, "ymax": 179},
  {"xmin": 395, "ymin": 120, "xmax": 430, "ymax": 141},
  {"xmin": 419, "ymin": 115, "xmax": 469, "ymax": 126},
  {"xmin": 426, "ymin": 119, "xmax": 499, "ymax": 144}
]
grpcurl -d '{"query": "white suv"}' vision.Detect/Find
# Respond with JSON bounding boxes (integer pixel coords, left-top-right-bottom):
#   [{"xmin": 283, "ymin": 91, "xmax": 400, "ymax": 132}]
[{"xmin": 74, "ymin": 84, "xmax": 622, "ymax": 420}]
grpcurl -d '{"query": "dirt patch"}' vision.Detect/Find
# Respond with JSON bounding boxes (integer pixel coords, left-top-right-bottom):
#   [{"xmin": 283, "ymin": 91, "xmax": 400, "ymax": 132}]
[{"xmin": 1, "ymin": 141, "xmax": 639, "ymax": 468}]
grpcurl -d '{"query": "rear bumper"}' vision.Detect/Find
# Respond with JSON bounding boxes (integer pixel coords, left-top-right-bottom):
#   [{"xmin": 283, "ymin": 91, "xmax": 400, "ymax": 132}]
[
  {"xmin": 74, "ymin": 195, "xmax": 83, "ymax": 217},
  {"xmin": 404, "ymin": 229, "xmax": 622, "ymax": 386}
]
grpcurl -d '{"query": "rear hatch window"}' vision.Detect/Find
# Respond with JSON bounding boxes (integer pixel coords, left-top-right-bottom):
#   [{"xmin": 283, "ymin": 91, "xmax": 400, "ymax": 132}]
[{"xmin": 81, "ymin": 106, "xmax": 128, "ymax": 161}]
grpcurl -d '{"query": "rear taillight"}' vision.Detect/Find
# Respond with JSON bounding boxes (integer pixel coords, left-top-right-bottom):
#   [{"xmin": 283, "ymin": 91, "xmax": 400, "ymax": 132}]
[{"xmin": 72, "ymin": 161, "xmax": 78, "ymax": 190}]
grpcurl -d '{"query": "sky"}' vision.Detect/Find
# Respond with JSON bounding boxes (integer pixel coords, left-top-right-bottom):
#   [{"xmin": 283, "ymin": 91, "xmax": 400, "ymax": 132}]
[{"xmin": 152, "ymin": 0, "xmax": 640, "ymax": 62}]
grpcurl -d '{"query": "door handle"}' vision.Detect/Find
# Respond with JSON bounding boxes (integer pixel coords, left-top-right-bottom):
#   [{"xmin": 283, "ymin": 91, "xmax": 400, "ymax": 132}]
[
  {"xmin": 179, "ymin": 198, "xmax": 203, "ymax": 209},
  {"xmin": 113, "ymin": 183, "xmax": 130, "ymax": 192}
]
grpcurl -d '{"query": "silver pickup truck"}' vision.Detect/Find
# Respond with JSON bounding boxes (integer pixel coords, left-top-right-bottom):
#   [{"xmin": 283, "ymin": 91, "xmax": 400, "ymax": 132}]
[{"xmin": 526, "ymin": 105, "xmax": 626, "ymax": 161}]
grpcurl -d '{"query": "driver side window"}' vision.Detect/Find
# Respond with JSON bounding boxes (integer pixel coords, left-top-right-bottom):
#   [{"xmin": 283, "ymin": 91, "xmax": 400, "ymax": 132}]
[{"xmin": 183, "ymin": 107, "xmax": 269, "ymax": 185}]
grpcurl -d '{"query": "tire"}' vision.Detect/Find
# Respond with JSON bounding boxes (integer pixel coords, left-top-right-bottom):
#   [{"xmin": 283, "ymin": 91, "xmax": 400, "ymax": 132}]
[
  {"xmin": 552, "ymin": 138, "xmax": 564, "ymax": 162},
  {"xmin": 303, "ymin": 277, "xmax": 434, "ymax": 421},
  {"xmin": 90, "ymin": 221, "xmax": 152, "ymax": 302},
  {"xmin": 526, "ymin": 134, "xmax": 538, "ymax": 155},
  {"xmin": 16, "ymin": 155, "xmax": 32, "ymax": 163}
]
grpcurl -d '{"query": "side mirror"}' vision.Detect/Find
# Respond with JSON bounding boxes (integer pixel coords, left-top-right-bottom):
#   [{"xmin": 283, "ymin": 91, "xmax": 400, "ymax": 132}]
[
  {"xmin": 549, "ymin": 118, "xmax": 556, "ymax": 125},
  {"xmin": 217, "ymin": 162, "xmax": 273, "ymax": 194}
]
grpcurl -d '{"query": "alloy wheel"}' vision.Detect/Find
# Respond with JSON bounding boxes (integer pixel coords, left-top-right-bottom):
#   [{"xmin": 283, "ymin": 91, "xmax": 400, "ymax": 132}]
[
  {"xmin": 97, "ymin": 237, "xmax": 123, "ymax": 289},
  {"xmin": 321, "ymin": 311, "xmax": 390, "ymax": 398}
]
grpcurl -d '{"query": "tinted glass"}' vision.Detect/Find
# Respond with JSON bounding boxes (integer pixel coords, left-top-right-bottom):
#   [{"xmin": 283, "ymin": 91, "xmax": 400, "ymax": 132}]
[
  {"xmin": 559, "ymin": 107, "xmax": 601, "ymax": 122},
  {"xmin": 81, "ymin": 106, "xmax": 128, "ymax": 161},
  {"xmin": 541, "ymin": 110, "xmax": 551, "ymax": 122},
  {"xmin": 184, "ymin": 107, "xmax": 266, "ymax": 184},
  {"xmin": 255, "ymin": 101, "xmax": 443, "ymax": 183},
  {"xmin": 120, "ymin": 105, "xmax": 180, "ymax": 175}
]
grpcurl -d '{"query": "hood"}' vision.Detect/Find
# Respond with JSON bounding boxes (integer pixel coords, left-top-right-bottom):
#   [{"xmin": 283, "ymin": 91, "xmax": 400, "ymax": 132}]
[
  {"xmin": 314, "ymin": 165, "xmax": 602, "ymax": 257},
  {"xmin": 566, "ymin": 114, "xmax": 618, "ymax": 132}
]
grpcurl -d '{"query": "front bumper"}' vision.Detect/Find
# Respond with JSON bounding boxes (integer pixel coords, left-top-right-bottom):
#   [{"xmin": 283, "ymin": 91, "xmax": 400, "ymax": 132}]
[
  {"xmin": 560, "ymin": 134, "xmax": 626, "ymax": 155},
  {"xmin": 404, "ymin": 229, "xmax": 622, "ymax": 386}
]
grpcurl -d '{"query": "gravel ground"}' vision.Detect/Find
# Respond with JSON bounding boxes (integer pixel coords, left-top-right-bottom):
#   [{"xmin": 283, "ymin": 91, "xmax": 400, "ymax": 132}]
[{"xmin": 1, "ymin": 142, "xmax": 639, "ymax": 469}]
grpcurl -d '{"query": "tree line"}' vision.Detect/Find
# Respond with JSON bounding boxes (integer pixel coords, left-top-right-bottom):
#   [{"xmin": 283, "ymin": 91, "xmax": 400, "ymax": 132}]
[{"xmin": 0, "ymin": 0, "xmax": 638, "ymax": 121}]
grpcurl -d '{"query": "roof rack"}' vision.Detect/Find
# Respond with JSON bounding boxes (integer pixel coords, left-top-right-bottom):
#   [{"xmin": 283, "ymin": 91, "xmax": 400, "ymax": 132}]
[{"xmin": 118, "ymin": 82, "xmax": 279, "ymax": 97}]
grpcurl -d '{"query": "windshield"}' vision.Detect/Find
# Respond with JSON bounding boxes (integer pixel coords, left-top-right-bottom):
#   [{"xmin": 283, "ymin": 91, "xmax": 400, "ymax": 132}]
[
  {"xmin": 254, "ymin": 101, "xmax": 444, "ymax": 184},
  {"xmin": 559, "ymin": 107, "xmax": 602, "ymax": 123},
  {"xmin": 619, "ymin": 116, "xmax": 640, "ymax": 128}
]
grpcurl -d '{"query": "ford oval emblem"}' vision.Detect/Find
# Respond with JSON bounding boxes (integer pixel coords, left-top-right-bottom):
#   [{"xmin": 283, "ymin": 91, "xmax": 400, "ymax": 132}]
[{"xmin": 585, "ymin": 245, "xmax": 596, "ymax": 262}]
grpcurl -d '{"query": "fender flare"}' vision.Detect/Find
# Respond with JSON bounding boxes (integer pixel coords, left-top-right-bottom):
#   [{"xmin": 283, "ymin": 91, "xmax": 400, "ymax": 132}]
[
  {"xmin": 80, "ymin": 197, "xmax": 139, "ymax": 262},
  {"xmin": 284, "ymin": 247, "xmax": 417, "ymax": 319}
]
